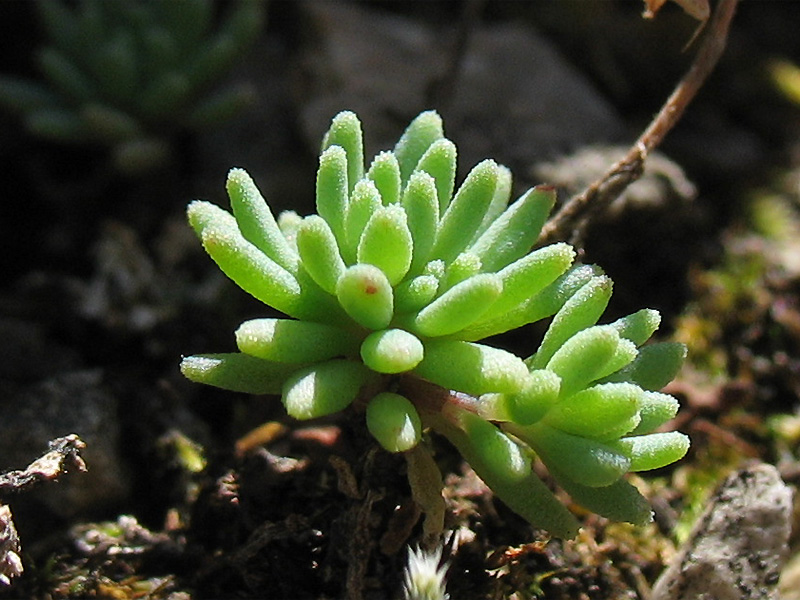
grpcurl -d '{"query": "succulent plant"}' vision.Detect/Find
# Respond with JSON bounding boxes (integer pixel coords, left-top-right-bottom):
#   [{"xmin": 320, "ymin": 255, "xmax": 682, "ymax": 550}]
[
  {"xmin": 182, "ymin": 110, "xmax": 689, "ymax": 538},
  {"xmin": 0, "ymin": 0, "xmax": 264, "ymax": 174}
]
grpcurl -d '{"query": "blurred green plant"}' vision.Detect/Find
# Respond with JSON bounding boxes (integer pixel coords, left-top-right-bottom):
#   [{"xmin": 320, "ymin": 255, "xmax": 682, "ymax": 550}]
[
  {"xmin": 769, "ymin": 59, "xmax": 800, "ymax": 107},
  {"xmin": 182, "ymin": 110, "xmax": 689, "ymax": 538},
  {"xmin": 0, "ymin": 0, "xmax": 265, "ymax": 175}
]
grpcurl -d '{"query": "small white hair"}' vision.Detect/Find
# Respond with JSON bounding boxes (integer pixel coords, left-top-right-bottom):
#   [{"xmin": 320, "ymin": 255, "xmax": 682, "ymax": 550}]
[{"xmin": 403, "ymin": 544, "xmax": 449, "ymax": 600}]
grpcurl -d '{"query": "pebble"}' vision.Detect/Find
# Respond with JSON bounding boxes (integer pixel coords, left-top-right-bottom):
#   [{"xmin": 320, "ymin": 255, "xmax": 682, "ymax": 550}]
[{"xmin": 651, "ymin": 463, "xmax": 793, "ymax": 600}]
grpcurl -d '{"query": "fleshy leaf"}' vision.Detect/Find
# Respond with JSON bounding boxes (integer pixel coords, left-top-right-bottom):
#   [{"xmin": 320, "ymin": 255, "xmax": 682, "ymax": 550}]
[
  {"xmin": 546, "ymin": 326, "xmax": 623, "ymax": 399},
  {"xmin": 367, "ymin": 151, "xmax": 401, "ymax": 205},
  {"xmin": 454, "ymin": 409, "xmax": 531, "ymax": 481},
  {"xmin": 530, "ymin": 276, "xmax": 613, "ymax": 370},
  {"xmin": 183, "ymin": 84, "xmax": 254, "ymax": 130},
  {"xmin": 91, "ymin": 32, "xmax": 138, "ymax": 105},
  {"xmin": 187, "ymin": 198, "xmax": 237, "ymax": 235},
  {"xmin": 477, "ymin": 243, "xmax": 575, "ymax": 323},
  {"xmin": 292, "ymin": 266, "xmax": 349, "ymax": 323},
  {"xmin": 609, "ymin": 309, "xmax": 661, "ymax": 346},
  {"xmin": 360, "ymin": 328, "xmax": 424, "ymax": 374},
  {"xmin": 394, "ymin": 110, "xmax": 444, "ymax": 184},
  {"xmin": 414, "ymin": 340, "xmax": 528, "ymax": 396},
  {"xmin": 613, "ymin": 432, "xmax": 690, "ymax": 472},
  {"xmin": 630, "ymin": 391, "xmax": 680, "ymax": 435},
  {"xmin": 543, "ymin": 383, "xmax": 642, "ymax": 440},
  {"xmin": 81, "ymin": 103, "xmax": 140, "ymax": 142},
  {"xmin": 460, "ymin": 264, "xmax": 597, "ymax": 342},
  {"xmin": 227, "ymin": 168, "xmax": 299, "ymax": 273},
  {"xmin": 321, "ymin": 110, "xmax": 364, "ymax": 193},
  {"xmin": 469, "ymin": 186, "xmax": 557, "ymax": 272},
  {"xmin": 434, "ymin": 416, "xmax": 579, "ymax": 538},
  {"xmin": 296, "ymin": 215, "xmax": 346, "ymax": 294},
  {"xmin": 431, "ymin": 160, "xmax": 498, "ymax": 264},
  {"xmin": 520, "ymin": 423, "xmax": 631, "ymax": 487},
  {"xmin": 282, "ymin": 359, "xmax": 373, "ymax": 420},
  {"xmin": 316, "ymin": 145, "xmax": 349, "ymax": 246},
  {"xmin": 592, "ymin": 338, "xmax": 639, "ymax": 382},
  {"xmin": 413, "ymin": 138, "xmax": 456, "ymax": 212},
  {"xmin": 277, "ymin": 210, "xmax": 301, "ymax": 249},
  {"xmin": 357, "ymin": 204, "xmax": 413, "ymax": 285},
  {"xmin": 473, "ymin": 165, "xmax": 513, "ymax": 242},
  {"xmin": 336, "ymin": 264, "xmax": 394, "ymax": 330},
  {"xmin": 140, "ymin": 72, "xmax": 191, "ymax": 120},
  {"xmin": 505, "ymin": 369, "xmax": 562, "ymax": 425},
  {"xmin": 550, "ymin": 468, "xmax": 653, "ymax": 525},
  {"xmin": 38, "ymin": 47, "xmax": 94, "ymax": 104},
  {"xmin": 476, "ymin": 393, "xmax": 514, "ymax": 422},
  {"xmin": 402, "ymin": 171, "xmax": 440, "ymax": 274},
  {"xmin": 235, "ymin": 318, "xmax": 358, "ymax": 363},
  {"xmin": 188, "ymin": 201, "xmax": 303, "ymax": 317},
  {"xmin": 438, "ymin": 252, "xmax": 482, "ymax": 292},
  {"xmin": 366, "ymin": 392, "xmax": 422, "ymax": 452},
  {"xmin": 199, "ymin": 227, "xmax": 301, "ymax": 313},
  {"xmin": 413, "ymin": 273, "xmax": 502, "ymax": 337},
  {"xmin": 394, "ymin": 275, "xmax": 439, "ymax": 314},
  {"xmin": 603, "ymin": 342, "xmax": 687, "ymax": 390},
  {"xmin": 0, "ymin": 77, "xmax": 60, "ymax": 114},
  {"xmin": 422, "ymin": 259, "xmax": 446, "ymax": 280},
  {"xmin": 180, "ymin": 352, "xmax": 296, "ymax": 395},
  {"xmin": 344, "ymin": 179, "xmax": 382, "ymax": 264}
]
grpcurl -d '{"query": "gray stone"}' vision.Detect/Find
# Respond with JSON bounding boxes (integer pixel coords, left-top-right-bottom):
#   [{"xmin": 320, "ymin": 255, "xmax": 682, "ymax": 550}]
[
  {"xmin": 296, "ymin": 2, "xmax": 623, "ymax": 179},
  {"xmin": 0, "ymin": 370, "xmax": 129, "ymax": 517},
  {"xmin": 532, "ymin": 144, "xmax": 697, "ymax": 217},
  {"xmin": 651, "ymin": 463, "xmax": 793, "ymax": 600},
  {"xmin": 0, "ymin": 318, "xmax": 80, "ymax": 383}
]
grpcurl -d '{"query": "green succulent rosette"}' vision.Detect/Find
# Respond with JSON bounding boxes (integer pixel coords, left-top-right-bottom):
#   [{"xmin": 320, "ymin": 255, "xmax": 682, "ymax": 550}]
[
  {"xmin": 0, "ymin": 0, "xmax": 264, "ymax": 174},
  {"xmin": 182, "ymin": 110, "xmax": 689, "ymax": 538}
]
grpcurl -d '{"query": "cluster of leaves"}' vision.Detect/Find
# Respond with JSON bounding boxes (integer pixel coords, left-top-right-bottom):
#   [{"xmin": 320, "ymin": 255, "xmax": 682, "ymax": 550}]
[
  {"xmin": 0, "ymin": 0, "xmax": 264, "ymax": 174},
  {"xmin": 182, "ymin": 110, "xmax": 689, "ymax": 538}
]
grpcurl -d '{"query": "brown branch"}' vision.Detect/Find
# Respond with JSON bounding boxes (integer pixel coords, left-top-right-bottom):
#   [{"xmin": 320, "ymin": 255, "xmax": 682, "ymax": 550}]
[{"xmin": 537, "ymin": 0, "xmax": 739, "ymax": 247}]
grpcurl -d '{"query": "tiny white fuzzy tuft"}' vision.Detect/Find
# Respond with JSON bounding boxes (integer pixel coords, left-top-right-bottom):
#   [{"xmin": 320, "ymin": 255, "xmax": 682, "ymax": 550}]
[{"xmin": 403, "ymin": 545, "xmax": 449, "ymax": 600}]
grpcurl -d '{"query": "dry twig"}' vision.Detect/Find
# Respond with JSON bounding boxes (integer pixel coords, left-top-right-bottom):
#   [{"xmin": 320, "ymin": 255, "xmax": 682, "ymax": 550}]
[
  {"xmin": 538, "ymin": 0, "xmax": 739, "ymax": 247},
  {"xmin": 0, "ymin": 434, "xmax": 87, "ymax": 587},
  {"xmin": 0, "ymin": 434, "xmax": 87, "ymax": 495}
]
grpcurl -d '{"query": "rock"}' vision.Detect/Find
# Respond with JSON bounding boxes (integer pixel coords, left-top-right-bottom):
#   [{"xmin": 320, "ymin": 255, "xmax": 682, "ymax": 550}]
[
  {"xmin": 296, "ymin": 1, "xmax": 623, "ymax": 179},
  {"xmin": 444, "ymin": 24, "xmax": 624, "ymax": 179},
  {"xmin": 650, "ymin": 462, "xmax": 793, "ymax": 600},
  {"xmin": 779, "ymin": 551, "xmax": 800, "ymax": 600},
  {"xmin": 0, "ymin": 370, "xmax": 130, "ymax": 517},
  {"xmin": 0, "ymin": 318, "xmax": 80, "ymax": 383},
  {"xmin": 532, "ymin": 144, "xmax": 697, "ymax": 217},
  {"xmin": 0, "ymin": 504, "xmax": 22, "ymax": 587},
  {"xmin": 532, "ymin": 144, "xmax": 701, "ymax": 318}
]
